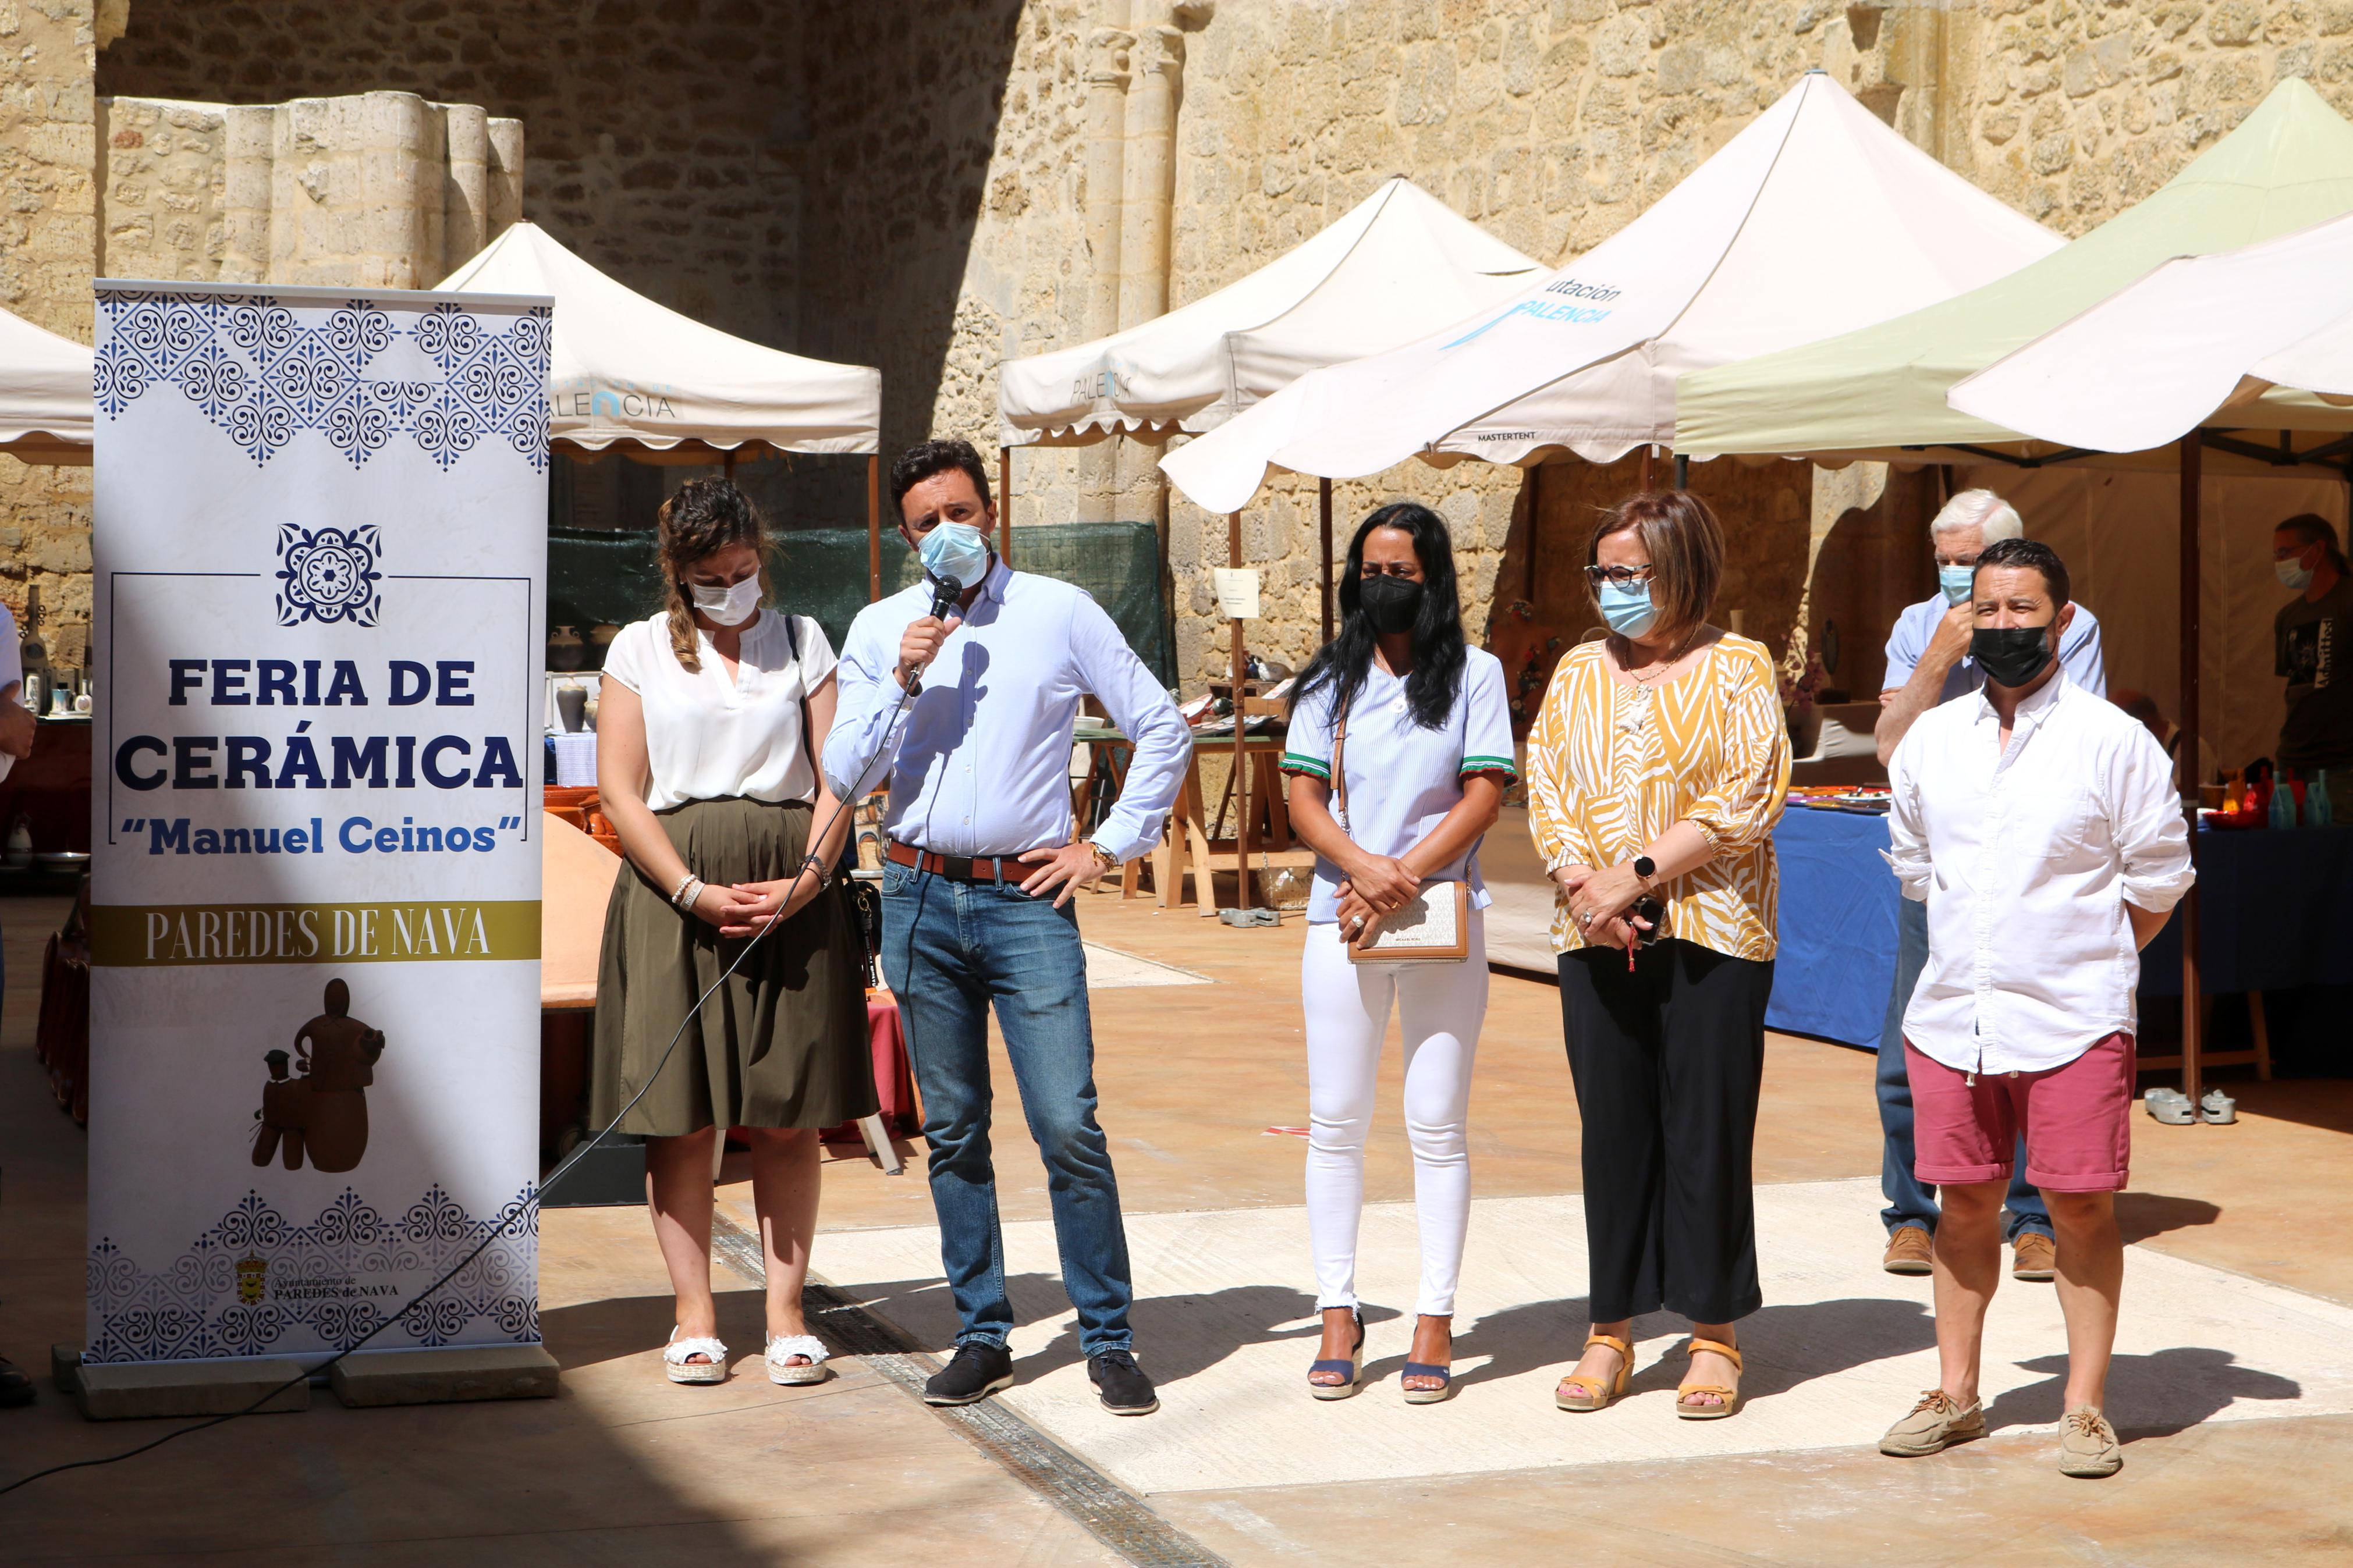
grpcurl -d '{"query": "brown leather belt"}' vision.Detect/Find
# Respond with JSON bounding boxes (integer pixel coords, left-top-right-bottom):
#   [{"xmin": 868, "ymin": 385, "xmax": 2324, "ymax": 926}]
[{"xmin": 884, "ymin": 839, "xmax": 1025, "ymax": 883}]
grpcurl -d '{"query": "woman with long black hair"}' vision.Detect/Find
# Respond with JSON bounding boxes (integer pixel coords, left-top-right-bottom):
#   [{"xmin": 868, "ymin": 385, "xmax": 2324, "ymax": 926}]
[{"xmin": 1279, "ymin": 502, "xmax": 1516, "ymax": 1405}]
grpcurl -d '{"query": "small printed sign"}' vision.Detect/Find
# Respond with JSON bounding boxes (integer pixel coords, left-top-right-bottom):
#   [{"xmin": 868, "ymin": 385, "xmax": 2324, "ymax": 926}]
[{"xmin": 1212, "ymin": 567, "xmax": 1261, "ymax": 620}]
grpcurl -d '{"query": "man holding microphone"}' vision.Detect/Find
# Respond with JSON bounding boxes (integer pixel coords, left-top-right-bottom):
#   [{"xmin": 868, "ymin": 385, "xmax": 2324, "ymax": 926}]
[{"xmin": 826, "ymin": 439, "xmax": 1191, "ymax": 1416}]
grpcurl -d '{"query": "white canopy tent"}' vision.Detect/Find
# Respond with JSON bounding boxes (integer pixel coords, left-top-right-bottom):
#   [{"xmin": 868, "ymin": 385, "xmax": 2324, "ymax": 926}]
[
  {"xmin": 437, "ymin": 222, "xmax": 889, "ymax": 591},
  {"xmin": 1947, "ymin": 209, "xmax": 2353, "ymax": 451},
  {"xmin": 998, "ymin": 175, "xmax": 1540, "ymax": 447},
  {"xmin": 1160, "ymin": 70, "xmax": 2061, "ymax": 517},
  {"xmin": 0, "ymin": 305, "xmax": 94, "ymax": 467},
  {"xmin": 999, "ymin": 175, "xmax": 1539, "ymax": 642}
]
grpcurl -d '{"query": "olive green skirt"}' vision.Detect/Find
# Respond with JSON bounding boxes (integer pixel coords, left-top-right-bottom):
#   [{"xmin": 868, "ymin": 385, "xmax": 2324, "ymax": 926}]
[{"xmin": 590, "ymin": 796, "xmax": 874, "ymax": 1137}]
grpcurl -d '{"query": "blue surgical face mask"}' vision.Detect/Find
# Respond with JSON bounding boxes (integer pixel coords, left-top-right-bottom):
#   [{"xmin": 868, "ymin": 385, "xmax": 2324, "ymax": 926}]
[
  {"xmin": 1598, "ymin": 579, "xmax": 1661, "ymax": 639},
  {"xmin": 916, "ymin": 520, "xmax": 992, "ymax": 589},
  {"xmin": 2279, "ymin": 557, "xmax": 2315, "ymax": 592},
  {"xmin": 1939, "ymin": 564, "xmax": 1975, "ymax": 605}
]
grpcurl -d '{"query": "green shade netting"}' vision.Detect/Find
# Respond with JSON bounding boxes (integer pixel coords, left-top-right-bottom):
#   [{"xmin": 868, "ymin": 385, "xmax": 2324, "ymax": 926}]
[{"xmin": 548, "ymin": 522, "xmax": 1175, "ymax": 687}]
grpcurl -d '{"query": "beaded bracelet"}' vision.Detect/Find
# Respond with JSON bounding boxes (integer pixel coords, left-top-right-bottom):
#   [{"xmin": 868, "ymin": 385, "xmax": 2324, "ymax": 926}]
[{"xmin": 672, "ymin": 876, "xmax": 705, "ymax": 911}]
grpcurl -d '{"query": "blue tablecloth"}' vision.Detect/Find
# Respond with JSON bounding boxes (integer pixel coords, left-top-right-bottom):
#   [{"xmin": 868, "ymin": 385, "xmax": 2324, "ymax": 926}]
[
  {"xmin": 2139, "ymin": 824, "xmax": 2353, "ymax": 995},
  {"xmin": 1766, "ymin": 807, "xmax": 2353, "ymax": 1046},
  {"xmin": 1766, "ymin": 807, "xmax": 1898, "ymax": 1049}
]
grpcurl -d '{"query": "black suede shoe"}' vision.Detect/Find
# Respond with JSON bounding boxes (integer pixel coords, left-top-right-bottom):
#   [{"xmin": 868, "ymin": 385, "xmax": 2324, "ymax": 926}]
[
  {"xmin": 922, "ymin": 1341, "xmax": 1014, "ymax": 1406},
  {"xmin": 1088, "ymin": 1349, "xmax": 1159, "ymax": 1416}
]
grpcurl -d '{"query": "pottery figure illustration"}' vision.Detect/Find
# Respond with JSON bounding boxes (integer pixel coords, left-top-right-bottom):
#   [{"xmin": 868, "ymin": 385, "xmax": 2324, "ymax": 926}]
[
  {"xmin": 250, "ymin": 1048, "xmax": 312, "ymax": 1169},
  {"xmin": 293, "ymin": 979, "xmax": 385, "ymax": 1174}
]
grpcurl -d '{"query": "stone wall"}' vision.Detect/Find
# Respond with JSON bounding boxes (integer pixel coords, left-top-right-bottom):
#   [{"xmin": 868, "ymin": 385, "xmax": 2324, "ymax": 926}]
[
  {"xmin": 98, "ymin": 93, "xmax": 521, "ymax": 287},
  {"xmin": 41, "ymin": 0, "xmax": 2353, "ymax": 689},
  {"xmin": 937, "ymin": 0, "xmax": 1960, "ymax": 687},
  {"xmin": 99, "ymin": 0, "xmax": 810, "ymax": 407},
  {"xmin": 0, "ymin": 0, "xmax": 105, "ymax": 638},
  {"xmin": 1938, "ymin": 0, "xmax": 2353, "ymax": 235}
]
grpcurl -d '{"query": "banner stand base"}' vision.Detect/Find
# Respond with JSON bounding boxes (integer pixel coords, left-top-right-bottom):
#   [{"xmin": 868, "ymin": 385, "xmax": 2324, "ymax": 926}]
[
  {"xmin": 71, "ymin": 1355, "xmax": 311, "ymax": 1421},
  {"xmin": 329, "ymin": 1345, "xmax": 560, "ymax": 1407},
  {"xmin": 55, "ymin": 1343, "xmax": 560, "ymax": 1417}
]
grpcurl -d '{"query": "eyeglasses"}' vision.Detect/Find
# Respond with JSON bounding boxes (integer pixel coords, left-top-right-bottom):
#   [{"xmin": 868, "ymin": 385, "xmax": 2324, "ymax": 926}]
[{"xmin": 1584, "ymin": 564, "xmax": 1656, "ymax": 588}]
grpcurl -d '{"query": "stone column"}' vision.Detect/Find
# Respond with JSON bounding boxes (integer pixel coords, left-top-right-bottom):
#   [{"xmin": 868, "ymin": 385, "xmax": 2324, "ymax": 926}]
[
  {"xmin": 487, "ymin": 118, "xmax": 526, "ymax": 242},
  {"xmin": 221, "ymin": 105, "xmax": 274, "ymax": 284},
  {"xmin": 358, "ymin": 92, "xmax": 438, "ymax": 289},
  {"xmin": 441, "ymin": 102, "xmax": 491, "ymax": 276},
  {"xmin": 1115, "ymin": 19, "xmax": 1184, "ymax": 518},
  {"xmin": 1080, "ymin": 16, "xmax": 1133, "ymax": 522}
]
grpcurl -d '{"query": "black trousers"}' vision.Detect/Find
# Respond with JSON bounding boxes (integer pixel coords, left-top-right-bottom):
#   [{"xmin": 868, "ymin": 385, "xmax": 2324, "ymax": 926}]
[{"xmin": 1558, "ymin": 938, "xmax": 1773, "ymax": 1325}]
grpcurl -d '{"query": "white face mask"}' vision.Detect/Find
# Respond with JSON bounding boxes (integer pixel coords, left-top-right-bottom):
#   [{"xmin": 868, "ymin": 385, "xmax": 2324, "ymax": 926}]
[{"xmin": 688, "ymin": 575, "xmax": 763, "ymax": 627}]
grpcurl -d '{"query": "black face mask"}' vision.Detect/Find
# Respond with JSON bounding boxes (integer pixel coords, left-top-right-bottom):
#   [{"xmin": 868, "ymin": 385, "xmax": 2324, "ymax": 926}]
[
  {"xmin": 1971, "ymin": 624, "xmax": 2055, "ymax": 688},
  {"xmin": 1358, "ymin": 573, "xmax": 1424, "ymax": 635}
]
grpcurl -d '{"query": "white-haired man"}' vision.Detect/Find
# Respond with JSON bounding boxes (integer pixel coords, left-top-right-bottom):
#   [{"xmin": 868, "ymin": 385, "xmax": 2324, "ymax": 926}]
[{"xmin": 1871, "ymin": 489, "xmax": 2106, "ymax": 1283}]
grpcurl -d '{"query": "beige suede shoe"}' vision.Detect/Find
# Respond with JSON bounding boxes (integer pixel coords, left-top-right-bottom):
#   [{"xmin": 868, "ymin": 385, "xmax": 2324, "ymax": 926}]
[
  {"xmin": 2012, "ymin": 1232, "xmax": 2057, "ymax": 1282},
  {"xmin": 2059, "ymin": 1407, "xmax": 2123, "ymax": 1477},
  {"xmin": 1883, "ymin": 1225, "xmax": 1934, "ymax": 1276},
  {"xmin": 1879, "ymin": 1389, "xmax": 1985, "ymax": 1456}
]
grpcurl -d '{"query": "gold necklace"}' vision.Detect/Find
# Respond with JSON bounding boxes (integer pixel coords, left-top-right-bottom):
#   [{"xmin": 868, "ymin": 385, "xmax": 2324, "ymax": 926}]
[{"xmin": 1621, "ymin": 628, "xmax": 1699, "ymax": 688}]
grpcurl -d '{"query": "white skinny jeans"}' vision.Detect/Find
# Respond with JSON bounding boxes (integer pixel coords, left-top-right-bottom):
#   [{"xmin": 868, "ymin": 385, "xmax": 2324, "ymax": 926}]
[{"xmin": 1301, "ymin": 908, "xmax": 1488, "ymax": 1317}]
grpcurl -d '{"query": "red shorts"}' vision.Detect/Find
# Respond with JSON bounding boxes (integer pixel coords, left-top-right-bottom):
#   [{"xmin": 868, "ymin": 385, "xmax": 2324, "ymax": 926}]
[{"xmin": 1904, "ymin": 1033, "xmax": 2135, "ymax": 1193}]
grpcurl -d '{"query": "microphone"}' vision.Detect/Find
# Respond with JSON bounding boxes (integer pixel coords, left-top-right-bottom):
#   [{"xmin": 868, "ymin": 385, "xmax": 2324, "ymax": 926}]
[{"xmin": 905, "ymin": 570, "xmax": 962, "ymax": 697}]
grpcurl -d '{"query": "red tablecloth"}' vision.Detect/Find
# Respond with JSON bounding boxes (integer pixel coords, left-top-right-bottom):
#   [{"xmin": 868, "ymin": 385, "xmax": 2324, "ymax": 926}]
[{"xmin": 786, "ymin": 993, "xmax": 917, "ymax": 1146}]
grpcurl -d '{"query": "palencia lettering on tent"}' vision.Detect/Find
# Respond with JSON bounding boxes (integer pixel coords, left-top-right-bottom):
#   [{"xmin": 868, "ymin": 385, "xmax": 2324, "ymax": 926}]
[
  {"xmin": 1442, "ymin": 280, "xmax": 1621, "ymax": 349},
  {"xmin": 548, "ymin": 379, "xmax": 682, "ymax": 421}
]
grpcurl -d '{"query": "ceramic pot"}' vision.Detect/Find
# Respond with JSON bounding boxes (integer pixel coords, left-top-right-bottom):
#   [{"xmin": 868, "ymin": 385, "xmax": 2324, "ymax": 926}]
[{"xmin": 547, "ymin": 624, "xmax": 585, "ymax": 672}]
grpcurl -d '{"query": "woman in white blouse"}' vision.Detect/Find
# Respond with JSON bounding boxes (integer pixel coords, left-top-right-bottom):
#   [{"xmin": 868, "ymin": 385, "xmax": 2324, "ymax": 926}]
[
  {"xmin": 1280, "ymin": 503, "xmax": 1517, "ymax": 1405},
  {"xmin": 591, "ymin": 478, "xmax": 873, "ymax": 1388}
]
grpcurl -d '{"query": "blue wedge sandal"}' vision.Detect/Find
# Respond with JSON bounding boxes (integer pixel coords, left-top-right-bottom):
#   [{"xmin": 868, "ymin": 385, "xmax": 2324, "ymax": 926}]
[
  {"xmin": 1402, "ymin": 1318, "xmax": 1455, "ymax": 1405},
  {"xmin": 1307, "ymin": 1309, "xmax": 1367, "ymax": 1401}
]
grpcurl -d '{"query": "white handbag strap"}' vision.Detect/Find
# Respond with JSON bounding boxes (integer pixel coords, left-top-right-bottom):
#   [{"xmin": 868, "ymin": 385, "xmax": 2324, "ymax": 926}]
[{"xmin": 1330, "ymin": 707, "xmax": 1350, "ymax": 832}]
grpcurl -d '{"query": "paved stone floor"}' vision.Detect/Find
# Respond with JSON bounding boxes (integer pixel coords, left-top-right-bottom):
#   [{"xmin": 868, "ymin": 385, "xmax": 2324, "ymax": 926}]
[{"xmin": 5, "ymin": 887, "xmax": 2352, "ymax": 1565}]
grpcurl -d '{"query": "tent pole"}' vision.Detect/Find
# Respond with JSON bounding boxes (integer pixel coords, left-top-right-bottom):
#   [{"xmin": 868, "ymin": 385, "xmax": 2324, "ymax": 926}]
[
  {"xmin": 722, "ymin": 449, "xmax": 736, "ymax": 481},
  {"xmin": 1230, "ymin": 509, "xmax": 1252, "ymax": 912},
  {"xmin": 1319, "ymin": 477, "xmax": 1334, "ymax": 646},
  {"xmin": 1673, "ymin": 453, "xmax": 1690, "ymax": 490},
  {"xmin": 2178, "ymin": 429, "xmax": 2203, "ymax": 1111},
  {"xmin": 999, "ymin": 445, "xmax": 1013, "ymax": 564},
  {"xmin": 867, "ymin": 453, "xmax": 882, "ymax": 603},
  {"xmin": 1639, "ymin": 445, "xmax": 1654, "ymax": 490}
]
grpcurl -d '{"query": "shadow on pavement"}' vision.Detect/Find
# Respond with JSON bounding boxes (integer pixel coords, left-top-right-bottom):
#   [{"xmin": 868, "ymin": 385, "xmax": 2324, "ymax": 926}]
[{"xmin": 1983, "ymin": 1346, "xmax": 2301, "ymax": 1439}]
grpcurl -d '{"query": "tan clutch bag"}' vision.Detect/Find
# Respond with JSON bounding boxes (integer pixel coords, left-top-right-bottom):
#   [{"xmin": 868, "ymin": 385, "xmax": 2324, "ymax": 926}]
[{"xmin": 1329, "ymin": 705, "xmax": 1472, "ymax": 964}]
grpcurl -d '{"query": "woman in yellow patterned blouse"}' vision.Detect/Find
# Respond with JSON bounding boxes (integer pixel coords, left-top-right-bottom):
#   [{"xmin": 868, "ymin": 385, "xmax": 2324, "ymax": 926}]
[{"xmin": 1525, "ymin": 489, "xmax": 1791, "ymax": 1422}]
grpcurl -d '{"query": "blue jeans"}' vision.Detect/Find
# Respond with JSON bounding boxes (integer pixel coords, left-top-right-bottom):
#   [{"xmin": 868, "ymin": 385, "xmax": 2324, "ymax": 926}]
[
  {"xmin": 881, "ymin": 860, "xmax": 1134, "ymax": 1356},
  {"xmin": 1879, "ymin": 897, "xmax": 2052, "ymax": 1242}
]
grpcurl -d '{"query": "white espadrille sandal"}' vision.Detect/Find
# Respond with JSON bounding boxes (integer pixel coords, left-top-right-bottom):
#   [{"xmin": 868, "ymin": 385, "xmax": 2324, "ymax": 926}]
[
  {"xmin": 663, "ymin": 1328, "xmax": 730, "ymax": 1385},
  {"xmin": 765, "ymin": 1333, "xmax": 832, "ymax": 1386}
]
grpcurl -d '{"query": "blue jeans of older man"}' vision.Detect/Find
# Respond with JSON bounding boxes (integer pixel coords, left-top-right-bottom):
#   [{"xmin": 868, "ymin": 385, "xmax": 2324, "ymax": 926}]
[
  {"xmin": 882, "ymin": 859, "xmax": 1134, "ymax": 1357},
  {"xmin": 1879, "ymin": 897, "xmax": 2053, "ymax": 1242}
]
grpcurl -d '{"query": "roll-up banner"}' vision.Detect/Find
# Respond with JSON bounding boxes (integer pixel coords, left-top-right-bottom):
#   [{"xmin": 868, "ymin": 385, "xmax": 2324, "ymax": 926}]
[{"xmin": 86, "ymin": 282, "xmax": 552, "ymax": 1368}]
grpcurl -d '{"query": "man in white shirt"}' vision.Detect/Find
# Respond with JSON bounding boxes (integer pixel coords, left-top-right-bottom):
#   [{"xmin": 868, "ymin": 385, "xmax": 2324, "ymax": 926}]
[
  {"xmin": 827, "ymin": 439, "xmax": 1190, "ymax": 1418},
  {"xmin": 1878, "ymin": 537, "xmax": 2193, "ymax": 1479},
  {"xmin": 1872, "ymin": 489, "xmax": 2107, "ymax": 1283}
]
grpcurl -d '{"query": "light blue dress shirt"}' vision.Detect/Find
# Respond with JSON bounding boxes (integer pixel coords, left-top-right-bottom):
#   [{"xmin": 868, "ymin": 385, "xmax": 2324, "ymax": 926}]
[
  {"xmin": 1279, "ymin": 648, "xmax": 1518, "ymax": 925},
  {"xmin": 825, "ymin": 559, "xmax": 1192, "ymax": 863},
  {"xmin": 1881, "ymin": 592, "xmax": 2107, "ymax": 703}
]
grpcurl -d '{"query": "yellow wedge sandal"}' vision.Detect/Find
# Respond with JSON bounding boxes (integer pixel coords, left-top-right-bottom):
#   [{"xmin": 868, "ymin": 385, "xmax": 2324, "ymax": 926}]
[
  {"xmin": 1554, "ymin": 1332, "xmax": 1632, "ymax": 1412},
  {"xmin": 1676, "ymin": 1338, "xmax": 1742, "ymax": 1420}
]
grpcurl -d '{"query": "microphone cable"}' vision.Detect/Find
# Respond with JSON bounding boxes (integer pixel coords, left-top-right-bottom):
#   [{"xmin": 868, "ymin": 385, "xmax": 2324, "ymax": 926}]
[{"xmin": 0, "ymin": 671, "xmax": 927, "ymax": 1501}]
